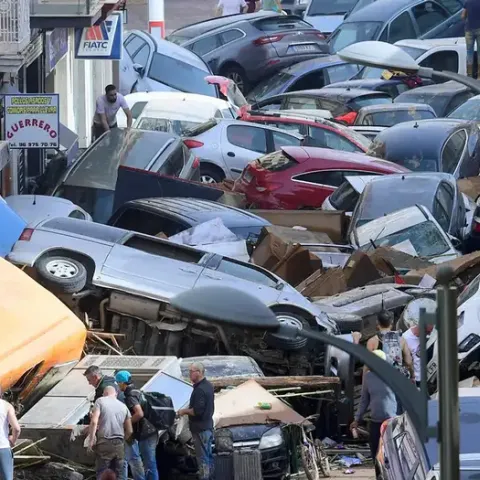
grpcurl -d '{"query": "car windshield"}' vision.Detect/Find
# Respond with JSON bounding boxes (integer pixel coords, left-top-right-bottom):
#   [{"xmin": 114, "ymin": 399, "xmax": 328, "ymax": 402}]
[
  {"xmin": 247, "ymin": 72, "xmax": 295, "ymax": 102},
  {"xmin": 425, "ymin": 398, "xmax": 480, "ymax": 468},
  {"xmin": 388, "ymin": 156, "xmax": 439, "ymax": 172},
  {"xmin": 361, "ymin": 45, "xmax": 427, "ymax": 79},
  {"xmin": 360, "ymin": 220, "xmax": 451, "ymax": 258},
  {"xmin": 342, "ymin": 126, "xmax": 372, "ymax": 149},
  {"xmin": 329, "ymin": 21, "xmax": 382, "ymax": 53},
  {"xmin": 148, "ymin": 53, "xmax": 216, "ymax": 97},
  {"xmin": 362, "ymin": 108, "xmax": 436, "ymax": 127},
  {"xmin": 449, "ymin": 98, "xmax": 480, "ymax": 121},
  {"xmin": 396, "ymin": 92, "xmax": 451, "ymax": 117},
  {"xmin": 308, "ymin": 0, "xmax": 358, "ymax": 15},
  {"xmin": 136, "ymin": 117, "xmax": 201, "ymax": 136},
  {"xmin": 165, "ymin": 34, "xmax": 192, "ymax": 45},
  {"xmin": 353, "ymin": 96, "xmax": 392, "ymax": 109},
  {"xmin": 63, "ymin": 129, "xmax": 171, "ymax": 190}
]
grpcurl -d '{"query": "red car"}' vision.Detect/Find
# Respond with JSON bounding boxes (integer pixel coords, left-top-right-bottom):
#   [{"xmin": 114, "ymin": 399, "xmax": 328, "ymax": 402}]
[
  {"xmin": 241, "ymin": 111, "xmax": 372, "ymax": 154},
  {"xmin": 233, "ymin": 146, "xmax": 410, "ymax": 209}
]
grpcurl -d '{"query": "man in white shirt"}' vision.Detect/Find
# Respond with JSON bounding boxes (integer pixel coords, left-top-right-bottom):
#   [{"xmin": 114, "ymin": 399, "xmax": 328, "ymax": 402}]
[
  {"xmin": 402, "ymin": 323, "xmax": 433, "ymax": 388},
  {"xmin": 216, "ymin": 0, "xmax": 247, "ymax": 16}
]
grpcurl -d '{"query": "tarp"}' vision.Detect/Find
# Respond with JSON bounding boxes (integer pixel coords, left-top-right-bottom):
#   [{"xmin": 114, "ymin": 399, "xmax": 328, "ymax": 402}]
[{"xmin": 214, "ymin": 379, "xmax": 307, "ymax": 429}]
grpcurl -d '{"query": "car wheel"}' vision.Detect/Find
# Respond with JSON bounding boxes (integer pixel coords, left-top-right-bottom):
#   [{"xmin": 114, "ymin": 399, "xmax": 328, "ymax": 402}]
[
  {"xmin": 200, "ymin": 164, "xmax": 225, "ymax": 184},
  {"xmin": 222, "ymin": 66, "xmax": 249, "ymax": 93},
  {"xmin": 265, "ymin": 312, "xmax": 309, "ymax": 351},
  {"xmin": 35, "ymin": 255, "xmax": 88, "ymax": 294}
]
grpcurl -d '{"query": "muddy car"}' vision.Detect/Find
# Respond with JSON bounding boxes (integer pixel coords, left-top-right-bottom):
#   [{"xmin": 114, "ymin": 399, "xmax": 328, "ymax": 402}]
[{"xmin": 8, "ymin": 217, "xmax": 340, "ymax": 375}]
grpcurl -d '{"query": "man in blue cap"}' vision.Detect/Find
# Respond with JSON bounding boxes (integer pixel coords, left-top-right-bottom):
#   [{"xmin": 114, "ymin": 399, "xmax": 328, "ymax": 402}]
[{"xmin": 116, "ymin": 371, "xmax": 159, "ymax": 480}]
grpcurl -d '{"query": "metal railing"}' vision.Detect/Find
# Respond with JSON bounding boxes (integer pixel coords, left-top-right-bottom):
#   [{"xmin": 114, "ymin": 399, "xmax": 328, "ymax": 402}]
[
  {"xmin": 0, "ymin": 0, "xmax": 30, "ymax": 55},
  {"xmin": 30, "ymin": 0, "xmax": 104, "ymax": 17}
]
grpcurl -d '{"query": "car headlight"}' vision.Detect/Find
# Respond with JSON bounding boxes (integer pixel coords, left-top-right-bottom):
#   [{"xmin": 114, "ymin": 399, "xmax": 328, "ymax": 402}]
[
  {"xmin": 259, "ymin": 427, "xmax": 283, "ymax": 450},
  {"xmin": 458, "ymin": 333, "xmax": 480, "ymax": 353}
]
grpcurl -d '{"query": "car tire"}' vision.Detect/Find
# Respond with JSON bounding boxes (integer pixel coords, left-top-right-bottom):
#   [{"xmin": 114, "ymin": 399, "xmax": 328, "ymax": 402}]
[
  {"xmin": 221, "ymin": 65, "xmax": 249, "ymax": 93},
  {"xmin": 265, "ymin": 311, "xmax": 310, "ymax": 351},
  {"xmin": 200, "ymin": 164, "xmax": 225, "ymax": 184},
  {"xmin": 35, "ymin": 255, "xmax": 88, "ymax": 294}
]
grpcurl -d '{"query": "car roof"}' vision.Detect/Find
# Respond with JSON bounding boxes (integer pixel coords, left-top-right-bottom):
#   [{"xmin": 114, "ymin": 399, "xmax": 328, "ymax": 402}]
[
  {"xmin": 327, "ymin": 79, "xmax": 401, "ymax": 89},
  {"xmin": 278, "ymin": 55, "xmax": 346, "ymax": 76},
  {"xmin": 217, "ymin": 119, "xmax": 305, "ymax": 137},
  {"xmin": 123, "ymin": 197, "xmax": 271, "ymax": 228},
  {"xmin": 396, "ymin": 37, "xmax": 466, "ymax": 49},
  {"xmin": 139, "ymin": 97, "xmax": 229, "ymax": 119},
  {"xmin": 135, "ymin": 93, "xmax": 229, "ymax": 110},
  {"xmin": 343, "ymin": 0, "xmax": 423, "ymax": 22},
  {"xmin": 299, "ymin": 87, "xmax": 390, "ymax": 100},
  {"xmin": 366, "ymin": 171, "xmax": 454, "ymax": 192},
  {"xmin": 358, "ymin": 103, "xmax": 435, "ymax": 114},
  {"xmin": 282, "ymin": 146, "xmax": 408, "ymax": 171},
  {"xmin": 396, "ymin": 81, "xmax": 471, "ymax": 98}
]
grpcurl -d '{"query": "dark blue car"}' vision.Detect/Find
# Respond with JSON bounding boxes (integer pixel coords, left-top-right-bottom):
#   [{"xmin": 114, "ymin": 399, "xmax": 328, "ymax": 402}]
[
  {"xmin": 328, "ymin": 0, "xmax": 465, "ymax": 54},
  {"xmin": 324, "ymin": 77, "xmax": 435, "ymax": 98},
  {"xmin": 246, "ymin": 55, "xmax": 360, "ymax": 102}
]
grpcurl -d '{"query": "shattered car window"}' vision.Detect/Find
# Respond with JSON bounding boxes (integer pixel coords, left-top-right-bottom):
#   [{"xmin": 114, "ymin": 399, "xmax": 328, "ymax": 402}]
[{"xmin": 360, "ymin": 220, "xmax": 450, "ymax": 258}]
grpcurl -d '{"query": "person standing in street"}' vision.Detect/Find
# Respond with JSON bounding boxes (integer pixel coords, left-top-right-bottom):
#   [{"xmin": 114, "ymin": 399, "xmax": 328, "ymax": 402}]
[
  {"xmin": 402, "ymin": 322, "xmax": 434, "ymax": 388},
  {"xmin": 215, "ymin": 0, "xmax": 247, "ymax": 16},
  {"xmin": 115, "ymin": 371, "xmax": 159, "ymax": 480},
  {"xmin": 261, "ymin": 0, "xmax": 283, "ymax": 12},
  {"xmin": 88, "ymin": 386, "xmax": 133, "ymax": 480},
  {"xmin": 0, "ymin": 389, "xmax": 20, "ymax": 480},
  {"xmin": 92, "ymin": 84, "xmax": 132, "ymax": 141},
  {"xmin": 178, "ymin": 362, "xmax": 215, "ymax": 480},
  {"xmin": 350, "ymin": 350, "xmax": 397, "ymax": 479},
  {"xmin": 462, "ymin": 0, "xmax": 480, "ymax": 77},
  {"xmin": 246, "ymin": 0, "xmax": 259, "ymax": 12}
]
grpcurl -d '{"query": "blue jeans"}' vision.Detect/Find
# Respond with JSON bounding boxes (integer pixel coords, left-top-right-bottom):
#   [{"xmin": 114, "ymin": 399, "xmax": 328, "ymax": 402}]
[
  {"xmin": 139, "ymin": 435, "xmax": 159, "ymax": 480},
  {"xmin": 192, "ymin": 430, "xmax": 214, "ymax": 480},
  {"xmin": 466, "ymin": 28, "xmax": 480, "ymax": 66},
  {"xmin": 124, "ymin": 440, "xmax": 145, "ymax": 480},
  {"xmin": 0, "ymin": 448, "xmax": 13, "ymax": 480}
]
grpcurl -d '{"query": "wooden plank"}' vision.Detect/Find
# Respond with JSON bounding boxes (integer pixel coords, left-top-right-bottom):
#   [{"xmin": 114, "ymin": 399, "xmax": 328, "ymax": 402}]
[{"xmin": 210, "ymin": 376, "xmax": 339, "ymax": 389}]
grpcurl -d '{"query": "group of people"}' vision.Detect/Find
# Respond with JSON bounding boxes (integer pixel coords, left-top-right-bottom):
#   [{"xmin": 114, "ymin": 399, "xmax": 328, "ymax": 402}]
[
  {"xmin": 215, "ymin": 0, "xmax": 283, "ymax": 16},
  {"xmin": 83, "ymin": 362, "xmax": 215, "ymax": 480},
  {"xmin": 351, "ymin": 312, "xmax": 432, "ymax": 478}
]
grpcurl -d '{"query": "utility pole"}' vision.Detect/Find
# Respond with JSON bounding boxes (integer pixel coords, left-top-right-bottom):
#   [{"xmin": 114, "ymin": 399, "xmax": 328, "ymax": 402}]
[{"xmin": 148, "ymin": 0, "xmax": 165, "ymax": 41}]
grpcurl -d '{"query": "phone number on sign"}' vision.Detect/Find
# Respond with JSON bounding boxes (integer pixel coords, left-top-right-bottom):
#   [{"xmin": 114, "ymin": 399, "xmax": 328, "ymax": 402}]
[{"xmin": 10, "ymin": 142, "xmax": 58, "ymax": 148}]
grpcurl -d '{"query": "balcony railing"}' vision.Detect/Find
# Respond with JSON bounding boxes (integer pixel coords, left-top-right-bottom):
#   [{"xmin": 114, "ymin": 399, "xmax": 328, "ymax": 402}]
[
  {"xmin": 30, "ymin": 0, "xmax": 104, "ymax": 17},
  {"xmin": 0, "ymin": 0, "xmax": 30, "ymax": 55}
]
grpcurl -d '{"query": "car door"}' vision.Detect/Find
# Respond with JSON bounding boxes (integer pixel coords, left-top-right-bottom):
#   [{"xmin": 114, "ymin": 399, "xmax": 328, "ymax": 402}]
[
  {"xmin": 387, "ymin": 11, "xmax": 418, "ymax": 44},
  {"xmin": 411, "ymin": 1, "xmax": 450, "ymax": 37},
  {"xmin": 307, "ymin": 126, "xmax": 362, "ymax": 152},
  {"xmin": 268, "ymin": 128, "xmax": 303, "ymax": 151},
  {"xmin": 188, "ymin": 34, "xmax": 223, "ymax": 72},
  {"xmin": 433, "ymin": 182, "xmax": 454, "ymax": 233},
  {"xmin": 100, "ymin": 234, "xmax": 207, "ymax": 298},
  {"xmin": 222, "ymin": 124, "xmax": 268, "ymax": 178},
  {"xmin": 196, "ymin": 255, "xmax": 283, "ymax": 304},
  {"xmin": 441, "ymin": 128, "xmax": 469, "ymax": 178},
  {"xmin": 121, "ymin": 34, "xmax": 151, "ymax": 95}
]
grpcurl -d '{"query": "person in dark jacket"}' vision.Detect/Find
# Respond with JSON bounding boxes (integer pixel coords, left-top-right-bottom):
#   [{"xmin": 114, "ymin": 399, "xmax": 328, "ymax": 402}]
[
  {"xmin": 178, "ymin": 362, "xmax": 214, "ymax": 480},
  {"xmin": 115, "ymin": 371, "xmax": 159, "ymax": 480},
  {"xmin": 462, "ymin": 0, "xmax": 480, "ymax": 77},
  {"xmin": 84, "ymin": 366, "xmax": 122, "ymax": 402}
]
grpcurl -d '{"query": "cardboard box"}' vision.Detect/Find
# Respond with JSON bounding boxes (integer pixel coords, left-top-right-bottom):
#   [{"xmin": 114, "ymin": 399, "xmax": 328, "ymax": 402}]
[
  {"xmin": 251, "ymin": 226, "xmax": 331, "ymax": 286},
  {"xmin": 369, "ymin": 247, "xmax": 432, "ymax": 275},
  {"xmin": 250, "ymin": 210, "xmax": 349, "ymax": 244},
  {"xmin": 343, "ymin": 250, "xmax": 382, "ymax": 288},
  {"xmin": 296, "ymin": 268, "xmax": 347, "ymax": 297}
]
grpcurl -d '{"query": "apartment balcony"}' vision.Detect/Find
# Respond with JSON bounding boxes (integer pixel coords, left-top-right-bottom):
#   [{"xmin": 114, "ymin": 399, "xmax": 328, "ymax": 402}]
[
  {"xmin": 0, "ymin": 0, "xmax": 30, "ymax": 56},
  {"xmin": 30, "ymin": 0, "xmax": 105, "ymax": 29}
]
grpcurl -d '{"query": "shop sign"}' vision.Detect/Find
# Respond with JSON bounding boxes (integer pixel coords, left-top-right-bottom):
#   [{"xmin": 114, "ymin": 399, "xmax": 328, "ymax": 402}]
[
  {"xmin": 74, "ymin": 12, "xmax": 123, "ymax": 60},
  {"xmin": 3, "ymin": 94, "xmax": 60, "ymax": 149},
  {"xmin": 45, "ymin": 29, "xmax": 69, "ymax": 75}
]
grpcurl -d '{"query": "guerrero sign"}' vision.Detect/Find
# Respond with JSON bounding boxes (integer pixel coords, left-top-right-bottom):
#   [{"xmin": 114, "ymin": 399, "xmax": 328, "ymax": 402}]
[{"xmin": 3, "ymin": 94, "xmax": 60, "ymax": 149}]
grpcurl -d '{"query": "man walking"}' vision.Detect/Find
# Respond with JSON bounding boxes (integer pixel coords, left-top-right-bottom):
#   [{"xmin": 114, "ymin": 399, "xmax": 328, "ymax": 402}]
[
  {"xmin": 350, "ymin": 350, "xmax": 397, "ymax": 479},
  {"xmin": 178, "ymin": 362, "xmax": 215, "ymax": 480},
  {"xmin": 0, "ymin": 388, "xmax": 20, "ymax": 480},
  {"xmin": 215, "ymin": 0, "xmax": 247, "ymax": 16},
  {"xmin": 462, "ymin": 0, "xmax": 480, "ymax": 77},
  {"xmin": 92, "ymin": 84, "xmax": 132, "ymax": 141},
  {"xmin": 115, "ymin": 371, "xmax": 159, "ymax": 480},
  {"xmin": 88, "ymin": 386, "xmax": 133, "ymax": 480},
  {"xmin": 403, "ymin": 322, "xmax": 434, "ymax": 388}
]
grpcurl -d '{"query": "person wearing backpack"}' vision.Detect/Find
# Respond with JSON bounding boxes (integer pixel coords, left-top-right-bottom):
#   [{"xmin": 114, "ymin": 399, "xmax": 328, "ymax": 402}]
[
  {"xmin": 115, "ymin": 371, "xmax": 159, "ymax": 480},
  {"xmin": 365, "ymin": 312, "xmax": 414, "ymax": 413}
]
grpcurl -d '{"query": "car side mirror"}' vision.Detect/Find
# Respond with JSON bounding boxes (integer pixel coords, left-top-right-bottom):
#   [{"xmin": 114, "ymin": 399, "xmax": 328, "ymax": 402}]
[{"xmin": 133, "ymin": 64, "xmax": 145, "ymax": 77}]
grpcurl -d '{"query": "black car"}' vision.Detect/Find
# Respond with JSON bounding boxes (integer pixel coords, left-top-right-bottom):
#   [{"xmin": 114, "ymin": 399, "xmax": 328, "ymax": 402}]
[
  {"xmin": 167, "ymin": 13, "xmax": 329, "ymax": 93},
  {"xmin": 107, "ymin": 197, "xmax": 271, "ymax": 240},
  {"xmin": 367, "ymin": 119, "xmax": 480, "ymax": 179},
  {"xmin": 53, "ymin": 129, "xmax": 200, "ymax": 223},
  {"xmin": 328, "ymin": 0, "xmax": 464, "ymax": 53},
  {"xmin": 324, "ymin": 77, "xmax": 435, "ymax": 99},
  {"xmin": 394, "ymin": 81, "xmax": 475, "ymax": 117},
  {"xmin": 251, "ymin": 88, "xmax": 393, "ymax": 121},
  {"xmin": 348, "ymin": 172, "xmax": 468, "ymax": 242}
]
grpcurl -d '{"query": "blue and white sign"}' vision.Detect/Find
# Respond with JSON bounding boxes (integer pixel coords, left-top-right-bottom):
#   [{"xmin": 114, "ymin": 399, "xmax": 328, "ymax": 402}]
[{"xmin": 75, "ymin": 12, "xmax": 123, "ymax": 60}]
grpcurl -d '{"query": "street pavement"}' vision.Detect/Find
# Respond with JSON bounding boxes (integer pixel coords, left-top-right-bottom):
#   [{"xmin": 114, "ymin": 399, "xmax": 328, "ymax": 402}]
[{"xmin": 125, "ymin": 0, "xmax": 217, "ymax": 35}]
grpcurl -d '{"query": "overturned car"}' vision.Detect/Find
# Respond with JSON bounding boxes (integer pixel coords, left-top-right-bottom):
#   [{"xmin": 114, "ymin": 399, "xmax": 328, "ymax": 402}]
[{"xmin": 8, "ymin": 217, "xmax": 349, "ymax": 375}]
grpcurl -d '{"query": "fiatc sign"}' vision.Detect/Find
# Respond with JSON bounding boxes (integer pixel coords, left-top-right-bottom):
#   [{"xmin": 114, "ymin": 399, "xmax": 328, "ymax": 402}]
[
  {"xmin": 3, "ymin": 94, "xmax": 60, "ymax": 149},
  {"xmin": 75, "ymin": 12, "xmax": 123, "ymax": 60}
]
